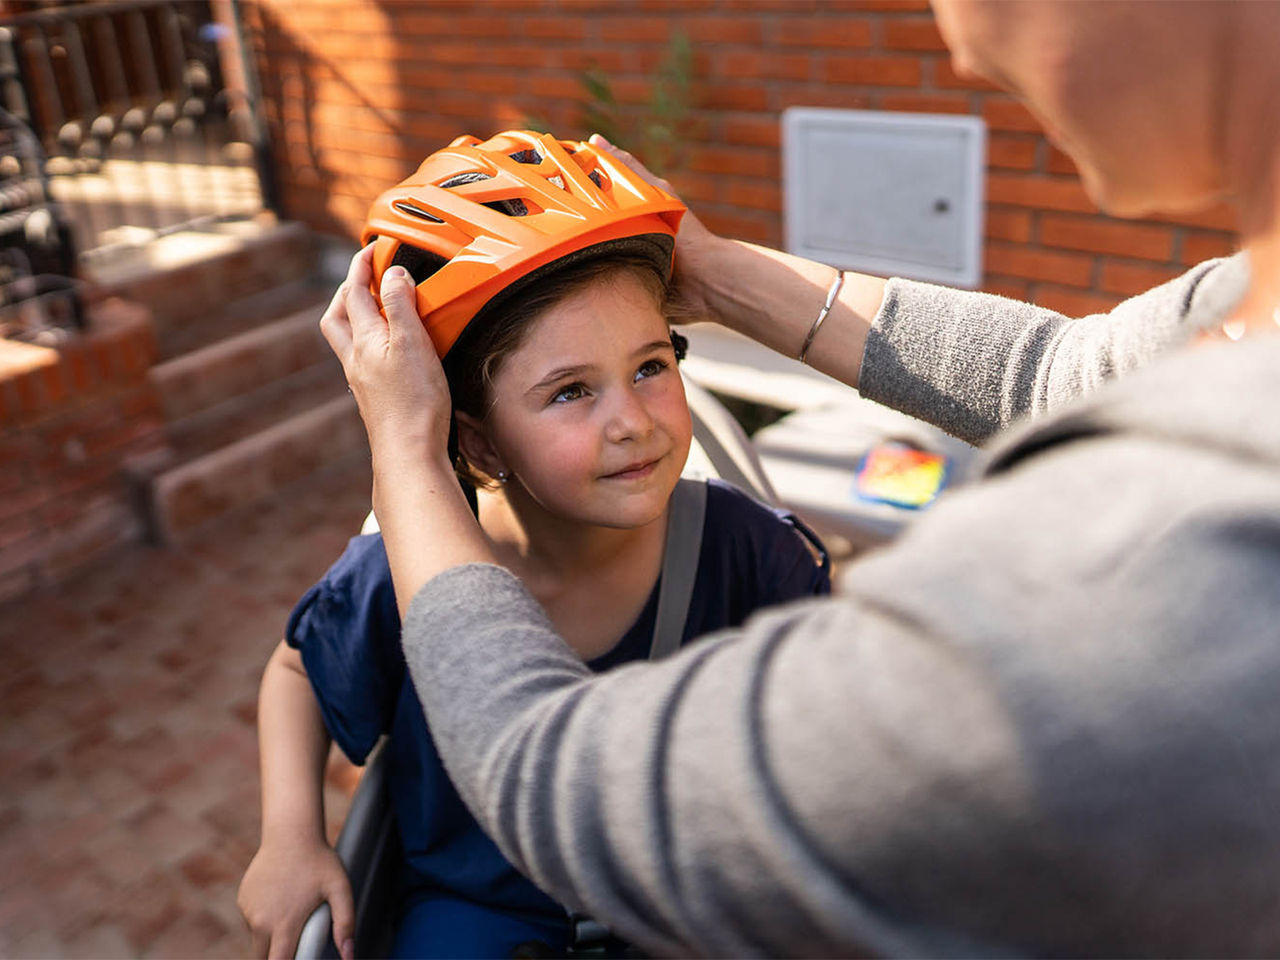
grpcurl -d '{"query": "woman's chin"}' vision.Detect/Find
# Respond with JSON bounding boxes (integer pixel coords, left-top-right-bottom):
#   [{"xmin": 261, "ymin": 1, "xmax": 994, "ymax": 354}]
[{"xmin": 1079, "ymin": 157, "xmax": 1226, "ymax": 221}]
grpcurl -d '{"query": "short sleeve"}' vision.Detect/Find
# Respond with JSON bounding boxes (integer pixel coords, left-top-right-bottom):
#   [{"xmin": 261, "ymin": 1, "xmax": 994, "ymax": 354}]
[
  {"xmin": 686, "ymin": 481, "xmax": 831, "ymax": 641},
  {"xmin": 285, "ymin": 534, "xmax": 404, "ymax": 765},
  {"xmin": 764, "ymin": 506, "xmax": 832, "ymax": 602}
]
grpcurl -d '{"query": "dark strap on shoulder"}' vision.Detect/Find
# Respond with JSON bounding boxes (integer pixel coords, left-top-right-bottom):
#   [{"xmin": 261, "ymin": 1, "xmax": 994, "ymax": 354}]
[{"xmin": 649, "ymin": 478, "xmax": 707, "ymax": 661}]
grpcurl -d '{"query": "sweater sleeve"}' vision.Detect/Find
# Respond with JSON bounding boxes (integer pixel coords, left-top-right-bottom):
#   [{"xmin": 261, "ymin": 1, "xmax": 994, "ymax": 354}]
[{"xmin": 858, "ymin": 254, "xmax": 1246, "ymax": 444}]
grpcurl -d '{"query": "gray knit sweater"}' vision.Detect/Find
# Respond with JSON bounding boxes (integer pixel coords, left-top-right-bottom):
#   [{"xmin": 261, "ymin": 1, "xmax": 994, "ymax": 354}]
[{"xmin": 404, "ymin": 255, "xmax": 1280, "ymax": 956}]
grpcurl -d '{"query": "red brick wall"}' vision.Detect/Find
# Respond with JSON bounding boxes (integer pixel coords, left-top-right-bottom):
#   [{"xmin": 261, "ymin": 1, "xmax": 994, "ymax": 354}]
[
  {"xmin": 242, "ymin": 0, "xmax": 1238, "ymax": 315},
  {"xmin": 0, "ymin": 299, "xmax": 167, "ymax": 603}
]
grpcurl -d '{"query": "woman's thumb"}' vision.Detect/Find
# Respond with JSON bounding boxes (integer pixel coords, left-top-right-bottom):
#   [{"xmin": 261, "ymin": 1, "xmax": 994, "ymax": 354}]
[{"xmin": 380, "ymin": 265, "xmax": 418, "ymax": 329}]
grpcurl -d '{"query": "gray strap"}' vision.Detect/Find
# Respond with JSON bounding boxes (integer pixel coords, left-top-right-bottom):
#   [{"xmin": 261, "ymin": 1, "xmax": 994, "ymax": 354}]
[
  {"xmin": 649, "ymin": 478, "xmax": 707, "ymax": 661},
  {"xmin": 682, "ymin": 375, "xmax": 779, "ymax": 505},
  {"xmin": 691, "ymin": 413, "xmax": 760, "ymax": 498}
]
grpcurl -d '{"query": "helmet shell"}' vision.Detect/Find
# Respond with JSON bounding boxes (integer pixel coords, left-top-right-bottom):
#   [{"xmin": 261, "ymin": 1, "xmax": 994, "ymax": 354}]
[{"xmin": 361, "ymin": 130, "xmax": 686, "ymax": 357}]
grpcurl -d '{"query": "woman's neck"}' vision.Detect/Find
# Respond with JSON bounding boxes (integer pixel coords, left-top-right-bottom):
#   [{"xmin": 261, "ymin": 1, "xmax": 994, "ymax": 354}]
[
  {"xmin": 1231, "ymin": 157, "xmax": 1280, "ymax": 336},
  {"xmin": 1222, "ymin": 9, "xmax": 1280, "ymax": 336}
]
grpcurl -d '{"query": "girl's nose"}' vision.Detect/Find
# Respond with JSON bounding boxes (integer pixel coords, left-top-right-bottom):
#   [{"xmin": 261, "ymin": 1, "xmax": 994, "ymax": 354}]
[{"xmin": 604, "ymin": 388, "xmax": 655, "ymax": 443}]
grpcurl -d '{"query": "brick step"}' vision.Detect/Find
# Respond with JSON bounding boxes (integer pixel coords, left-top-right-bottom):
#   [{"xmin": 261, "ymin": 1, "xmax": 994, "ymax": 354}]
[
  {"xmin": 100, "ymin": 223, "xmax": 363, "ymax": 544},
  {"xmin": 166, "ymin": 359, "xmax": 349, "ymax": 464},
  {"xmin": 154, "ymin": 276, "xmax": 335, "ymax": 362},
  {"xmin": 89, "ymin": 219, "xmax": 323, "ymax": 360},
  {"xmin": 137, "ymin": 300, "xmax": 364, "ymax": 544},
  {"xmin": 150, "ymin": 303, "xmax": 337, "ymax": 424},
  {"xmin": 145, "ymin": 393, "xmax": 368, "ymax": 542}
]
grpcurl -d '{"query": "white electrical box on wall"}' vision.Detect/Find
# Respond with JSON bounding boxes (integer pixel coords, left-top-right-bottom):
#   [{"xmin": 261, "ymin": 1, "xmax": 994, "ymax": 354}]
[{"xmin": 782, "ymin": 108, "xmax": 986, "ymax": 288}]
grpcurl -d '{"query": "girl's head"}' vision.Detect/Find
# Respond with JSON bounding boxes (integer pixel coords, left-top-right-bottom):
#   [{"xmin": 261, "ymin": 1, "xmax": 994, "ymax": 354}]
[
  {"xmin": 361, "ymin": 130, "xmax": 691, "ymax": 529},
  {"xmin": 445, "ymin": 250, "xmax": 693, "ymax": 530}
]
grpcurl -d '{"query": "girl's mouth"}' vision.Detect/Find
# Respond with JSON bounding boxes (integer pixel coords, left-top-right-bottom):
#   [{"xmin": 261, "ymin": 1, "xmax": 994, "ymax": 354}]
[{"xmin": 602, "ymin": 456, "xmax": 662, "ymax": 481}]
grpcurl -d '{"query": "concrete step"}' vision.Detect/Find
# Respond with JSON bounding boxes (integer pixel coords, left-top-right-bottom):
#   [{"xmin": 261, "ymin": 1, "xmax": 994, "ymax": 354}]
[
  {"xmin": 145, "ymin": 393, "xmax": 367, "ymax": 542},
  {"xmin": 149, "ymin": 302, "xmax": 337, "ymax": 423}
]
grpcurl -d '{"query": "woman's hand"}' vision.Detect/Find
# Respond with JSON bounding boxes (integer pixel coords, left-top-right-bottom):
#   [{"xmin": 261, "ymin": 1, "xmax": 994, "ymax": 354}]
[
  {"xmin": 588, "ymin": 134, "xmax": 720, "ymax": 318},
  {"xmin": 319, "ymin": 245, "xmax": 452, "ymax": 467},
  {"xmin": 322, "ymin": 248, "xmax": 494, "ymax": 613},
  {"xmin": 237, "ymin": 837, "xmax": 354, "ymax": 960},
  {"xmin": 590, "ymin": 134, "xmax": 880, "ymax": 389}
]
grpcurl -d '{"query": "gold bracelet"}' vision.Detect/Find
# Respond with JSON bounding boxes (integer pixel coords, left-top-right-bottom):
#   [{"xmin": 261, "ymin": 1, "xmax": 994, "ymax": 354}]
[{"xmin": 797, "ymin": 269, "xmax": 844, "ymax": 365}]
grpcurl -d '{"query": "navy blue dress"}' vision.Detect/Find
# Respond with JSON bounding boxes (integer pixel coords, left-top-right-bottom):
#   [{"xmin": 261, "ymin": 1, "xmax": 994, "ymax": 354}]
[{"xmin": 287, "ymin": 479, "xmax": 830, "ymax": 958}]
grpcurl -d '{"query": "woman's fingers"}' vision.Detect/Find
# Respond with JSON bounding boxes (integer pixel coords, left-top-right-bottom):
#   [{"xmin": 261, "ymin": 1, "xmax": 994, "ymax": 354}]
[
  {"xmin": 322, "ymin": 247, "xmax": 448, "ymax": 458},
  {"xmin": 344, "ymin": 244, "xmax": 386, "ymax": 344},
  {"xmin": 589, "ymin": 133, "xmax": 674, "ymax": 193},
  {"xmin": 319, "ymin": 245, "xmax": 381, "ymax": 364},
  {"xmin": 318, "ymin": 280, "xmax": 353, "ymax": 362}
]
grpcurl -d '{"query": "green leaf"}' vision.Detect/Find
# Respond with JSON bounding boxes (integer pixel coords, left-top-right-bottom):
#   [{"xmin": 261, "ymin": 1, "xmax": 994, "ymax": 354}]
[{"xmin": 520, "ymin": 113, "xmax": 553, "ymax": 134}]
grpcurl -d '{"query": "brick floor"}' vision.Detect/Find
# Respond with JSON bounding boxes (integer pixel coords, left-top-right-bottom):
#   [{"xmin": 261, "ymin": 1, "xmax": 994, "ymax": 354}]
[{"xmin": 0, "ymin": 457, "xmax": 373, "ymax": 958}]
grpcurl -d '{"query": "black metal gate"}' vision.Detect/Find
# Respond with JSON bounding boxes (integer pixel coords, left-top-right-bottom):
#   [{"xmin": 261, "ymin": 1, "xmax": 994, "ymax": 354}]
[{"xmin": 0, "ymin": 0, "xmax": 274, "ymax": 339}]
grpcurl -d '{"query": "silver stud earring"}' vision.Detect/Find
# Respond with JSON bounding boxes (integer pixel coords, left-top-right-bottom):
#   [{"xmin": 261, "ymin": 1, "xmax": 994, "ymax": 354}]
[{"xmin": 496, "ymin": 470, "xmax": 509, "ymax": 485}]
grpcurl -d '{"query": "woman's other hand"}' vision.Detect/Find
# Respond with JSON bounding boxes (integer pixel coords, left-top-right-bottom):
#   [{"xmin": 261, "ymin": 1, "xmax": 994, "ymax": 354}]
[
  {"xmin": 320, "ymin": 245, "xmax": 453, "ymax": 466},
  {"xmin": 589, "ymin": 133, "xmax": 880, "ymax": 390},
  {"xmin": 237, "ymin": 838, "xmax": 355, "ymax": 960},
  {"xmin": 588, "ymin": 134, "xmax": 719, "ymax": 318}
]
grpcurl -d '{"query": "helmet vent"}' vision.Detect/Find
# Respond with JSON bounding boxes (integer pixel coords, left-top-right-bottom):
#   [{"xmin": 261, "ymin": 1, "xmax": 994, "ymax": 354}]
[
  {"xmin": 547, "ymin": 175, "xmax": 565, "ymax": 190},
  {"xmin": 391, "ymin": 243, "xmax": 449, "ymax": 284},
  {"xmin": 392, "ymin": 199, "xmax": 445, "ymax": 224},
  {"xmin": 439, "ymin": 171, "xmax": 528, "ymax": 216},
  {"xmin": 588, "ymin": 170, "xmax": 604, "ymax": 189},
  {"xmin": 440, "ymin": 172, "xmax": 493, "ymax": 189},
  {"xmin": 509, "ymin": 148, "xmax": 541, "ymax": 164},
  {"xmin": 482, "ymin": 198, "xmax": 529, "ymax": 217}
]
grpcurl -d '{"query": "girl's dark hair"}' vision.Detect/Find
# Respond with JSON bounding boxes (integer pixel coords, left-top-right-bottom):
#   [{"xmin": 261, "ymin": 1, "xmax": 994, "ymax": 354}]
[{"xmin": 442, "ymin": 250, "xmax": 690, "ymax": 490}]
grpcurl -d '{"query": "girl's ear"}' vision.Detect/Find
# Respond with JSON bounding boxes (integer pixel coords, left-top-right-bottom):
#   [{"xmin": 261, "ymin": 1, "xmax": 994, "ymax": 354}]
[{"xmin": 455, "ymin": 411, "xmax": 504, "ymax": 480}]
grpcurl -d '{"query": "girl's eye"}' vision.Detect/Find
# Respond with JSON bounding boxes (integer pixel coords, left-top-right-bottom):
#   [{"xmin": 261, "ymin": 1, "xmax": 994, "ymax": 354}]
[
  {"xmin": 635, "ymin": 358, "xmax": 668, "ymax": 381},
  {"xmin": 551, "ymin": 383, "xmax": 586, "ymax": 404}
]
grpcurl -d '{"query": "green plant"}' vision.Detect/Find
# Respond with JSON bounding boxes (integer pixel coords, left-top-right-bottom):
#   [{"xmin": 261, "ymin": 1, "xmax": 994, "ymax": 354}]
[{"xmin": 524, "ymin": 30, "xmax": 694, "ymax": 177}]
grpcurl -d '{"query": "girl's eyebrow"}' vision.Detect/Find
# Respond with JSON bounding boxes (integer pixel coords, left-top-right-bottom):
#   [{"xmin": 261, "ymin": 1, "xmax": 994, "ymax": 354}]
[
  {"xmin": 528, "ymin": 363, "xmax": 591, "ymax": 394},
  {"xmin": 635, "ymin": 338, "xmax": 677, "ymax": 356},
  {"xmin": 525, "ymin": 340, "xmax": 675, "ymax": 395}
]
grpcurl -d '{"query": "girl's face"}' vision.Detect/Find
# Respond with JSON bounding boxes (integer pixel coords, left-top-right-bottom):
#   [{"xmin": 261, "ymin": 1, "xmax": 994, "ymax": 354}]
[{"xmin": 477, "ymin": 270, "xmax": 692, "ymax": 530}]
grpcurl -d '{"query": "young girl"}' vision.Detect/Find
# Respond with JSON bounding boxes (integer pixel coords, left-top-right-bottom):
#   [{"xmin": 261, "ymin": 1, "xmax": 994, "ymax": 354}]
[{"xmin": 237, "ymin": 131, "xmax": 829, "ymax": 959}]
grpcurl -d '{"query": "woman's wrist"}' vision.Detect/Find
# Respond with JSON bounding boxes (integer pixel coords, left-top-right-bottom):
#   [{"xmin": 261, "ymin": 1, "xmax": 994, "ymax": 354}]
[
  {"xmin": 369, "ymin": 434, "xmax": 450, "ymax": 478},
  {"xmin": 371, "ymin": 446, "xmax": 495, "ymax": 613},
  {"xmin": 675, "ymin": 228, "xmax": 732, "ymax": 320},
  {"xmin": 370, "ymin": 446, "xmax": 457, "ymax": 522}
]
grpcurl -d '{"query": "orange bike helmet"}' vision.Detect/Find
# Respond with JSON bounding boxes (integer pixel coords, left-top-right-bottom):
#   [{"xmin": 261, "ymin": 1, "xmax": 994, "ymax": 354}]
[{"xmin": 361, "ymin": 130, "xmax": 686, "ymax": 358}]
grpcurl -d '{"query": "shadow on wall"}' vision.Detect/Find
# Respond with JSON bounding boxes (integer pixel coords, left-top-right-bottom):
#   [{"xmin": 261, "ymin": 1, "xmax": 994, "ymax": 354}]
[
  {"xmin": 240, "ymin": 3, "xmax": 344, "ymax": 238},
  {"xmin": 237, "ymin": 3, "xmax": 708, "ymax": 243},
  {"xmin": 242, "ymin": 2, "xmax": 481, "ymax": 240}
]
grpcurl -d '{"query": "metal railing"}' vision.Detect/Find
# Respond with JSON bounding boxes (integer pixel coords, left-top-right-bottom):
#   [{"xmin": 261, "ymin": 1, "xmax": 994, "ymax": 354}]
[
  {"xmin": 0, "ymin": 101, "xmax": 81, "ymax": 337},
  {"xmin": 0, "ymin": 0, "xmax": 272, "ymax": 322}
]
